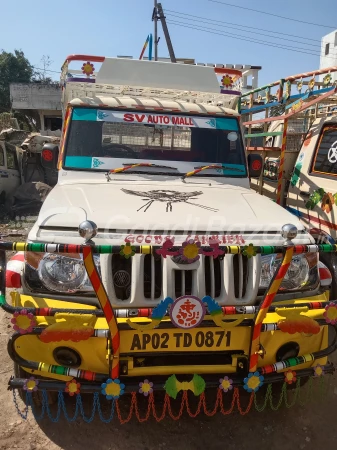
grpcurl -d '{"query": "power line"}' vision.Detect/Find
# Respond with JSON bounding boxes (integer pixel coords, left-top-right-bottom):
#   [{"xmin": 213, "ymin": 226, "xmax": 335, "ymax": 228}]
[
  {"xmin": 33, "ymin": 66, "xmax": 60, "ymax": 74},
  {"xmin": 208, "ymin": 0, "xmax": 337, "ymax": 29},
  {"xmin": 165, "ymin": 11, "xmax": 324, "ymax": 49},
  {"xmin": 167, "ymin": 19, "xmax": 337, "ymax": 60},
  {"xmin": 164, "ymin": 9, "xmax": 323, "ymax": 44}
]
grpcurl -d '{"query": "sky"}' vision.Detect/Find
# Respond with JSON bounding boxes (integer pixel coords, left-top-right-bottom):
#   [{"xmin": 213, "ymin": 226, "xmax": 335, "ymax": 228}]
[{"xmin": 1, "ymin": 0, "xmax": 337, "ymax": 87}]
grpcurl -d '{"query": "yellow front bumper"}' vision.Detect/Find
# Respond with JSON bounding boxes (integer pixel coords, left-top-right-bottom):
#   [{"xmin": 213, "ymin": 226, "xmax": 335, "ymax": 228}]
[{"xmin": 12, "ymin": 292, "xmax": 330, "ymax": 381}]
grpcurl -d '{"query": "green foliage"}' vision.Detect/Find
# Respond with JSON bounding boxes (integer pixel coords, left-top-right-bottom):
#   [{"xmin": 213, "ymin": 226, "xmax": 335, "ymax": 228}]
[{"xmin": 0, "ymin": 50, "xmax": 34, "ymax": 112}]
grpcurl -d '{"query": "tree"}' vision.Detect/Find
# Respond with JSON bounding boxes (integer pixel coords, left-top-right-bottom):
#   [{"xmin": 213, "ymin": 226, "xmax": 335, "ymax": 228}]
[
  {"xmin": 0, "ymin": 50, "xmax": 34, "ymax": 111},
  {"xmin": 33, "ymin": 55, "xmax": 59, "ymax": 86}
]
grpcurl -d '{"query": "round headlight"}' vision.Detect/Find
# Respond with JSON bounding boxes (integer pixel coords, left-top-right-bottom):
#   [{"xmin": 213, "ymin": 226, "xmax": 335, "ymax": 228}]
[
  {"xmin": 259, "ymin": 253, "xmax": 314, "ymax": 291},
  {"xmin": 282, "ymin": 255, "xmax": 309, "ymax": 290},
  {"xmin": 38, "ymin": 254, "xmax": 87, "ymax": 292}
]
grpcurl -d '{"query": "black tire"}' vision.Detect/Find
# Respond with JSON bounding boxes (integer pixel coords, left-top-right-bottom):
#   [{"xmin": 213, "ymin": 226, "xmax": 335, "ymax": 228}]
[{"xmin": 13, "ymin": 363, "xmax": 58, "ymax": 406}]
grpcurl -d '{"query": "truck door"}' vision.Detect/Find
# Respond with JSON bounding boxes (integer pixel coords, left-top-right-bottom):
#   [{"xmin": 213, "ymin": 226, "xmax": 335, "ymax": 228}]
[
  {"xmin": 0, "ymin": 143, "xmax": 8, "ymax": 203},
  {"xmin": 5, "ymin": 144, "xmax": 21, "ymax": 196},
  {"xmin": 287, "ymin": 118, "xmax": 337, "ymax": 240}
]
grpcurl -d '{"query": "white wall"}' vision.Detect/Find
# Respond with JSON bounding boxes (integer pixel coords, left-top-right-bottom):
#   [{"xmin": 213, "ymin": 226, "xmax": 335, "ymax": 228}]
[
  {"xmin": 10, "ymin": 83, "xmax": 61, "ymax": 110},
  {"xmin": 319, "ymin": 30, "xmax": 337, "ymax": 83}
]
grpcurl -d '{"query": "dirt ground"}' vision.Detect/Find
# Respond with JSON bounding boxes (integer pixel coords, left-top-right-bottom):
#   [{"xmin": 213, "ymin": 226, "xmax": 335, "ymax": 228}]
[{"xmin": 0, "ymin": 223, "xmax": 336, "ymax": 450}]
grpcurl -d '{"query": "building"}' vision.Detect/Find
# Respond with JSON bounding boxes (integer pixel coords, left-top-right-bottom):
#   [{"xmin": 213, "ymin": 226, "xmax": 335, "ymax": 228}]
[
  {"xmin": 10, "ymin": 57, "xmax": 262, "ymax": 132},
  {"xmin": 10, "ymin": 83, "xmax": 62, "ymax": 132},
  {"xmin": 319, "ymin": 30, "xmax": 337, "ymax": 83}
]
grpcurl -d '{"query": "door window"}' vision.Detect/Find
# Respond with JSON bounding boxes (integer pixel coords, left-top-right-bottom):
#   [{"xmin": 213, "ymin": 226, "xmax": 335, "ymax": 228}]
[
  {"xmin": 6, "ymin": 146, "xmax": 18, "ymax": 170},
  {"xmin": 311, "ymin": 126, "xmax": 337, "ymax": 177},
  {"xmin": 0, "ymin": 146, "xmax": 4, "ymax": 166}
]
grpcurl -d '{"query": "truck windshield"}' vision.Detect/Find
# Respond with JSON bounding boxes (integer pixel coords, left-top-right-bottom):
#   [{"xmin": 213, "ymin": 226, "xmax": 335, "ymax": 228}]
[{"xmin": 64, "ymin": 108, "xmax": 247, "ymax": 176}]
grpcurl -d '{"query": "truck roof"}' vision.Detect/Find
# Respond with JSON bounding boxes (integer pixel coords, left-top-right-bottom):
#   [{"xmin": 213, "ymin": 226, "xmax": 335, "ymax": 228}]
[
  {"xmin": 61, "ymin": 55, "xmax": 243, "ymax": 112},
  {"xmin": 69, "ymin": 95, "xmax": 239, "ymax": 117}
]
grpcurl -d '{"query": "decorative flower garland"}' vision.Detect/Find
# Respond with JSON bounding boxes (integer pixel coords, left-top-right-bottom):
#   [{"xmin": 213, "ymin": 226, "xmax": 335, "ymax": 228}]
[{"xmin": 13, "ymin": 375, "xmax": 329, "ymax": 423}]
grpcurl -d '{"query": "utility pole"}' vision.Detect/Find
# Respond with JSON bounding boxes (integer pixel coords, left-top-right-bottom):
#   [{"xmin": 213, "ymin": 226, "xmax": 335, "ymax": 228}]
[
  {"xmin": 153, "ymin": 0, "xmax": 158, "ymax": 61},
  {"xmin": 156, "ymin": 3, "xmax": 177, "ymax": 63}
]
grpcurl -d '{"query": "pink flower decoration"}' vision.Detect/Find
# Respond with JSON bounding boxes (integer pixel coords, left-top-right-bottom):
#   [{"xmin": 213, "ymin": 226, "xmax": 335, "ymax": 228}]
[
  {"xmin": 219, "ymin": 376, "xmax": 233, "ymax": 393},
  {"xmin": 179, "ymin": 240, "xmax": 201, "ymax": 263},
  {"xmin": 313, "ymin": 364, "xmax": 324, "ymax": 377},
  {"xmin": 23, "ymin": 377, "xmax": 39, "ymax": 392},
  {"xmin": 11, "ymin": 309, "xmax": 36, "ymax": 334},
  {"xmin": 324, "ymin": 304, "xmax": 337, "ymax": 325},
  {"xmin": 209, "ymin": 241, "xmax": 224, "ymax": 259},
  {"xmin": 156, "ymin": 239, "xmax": 178, "ymax": 258},
  {"xmin": 139, "ymin": 379, "xmax": 153, "ymax": 396}
]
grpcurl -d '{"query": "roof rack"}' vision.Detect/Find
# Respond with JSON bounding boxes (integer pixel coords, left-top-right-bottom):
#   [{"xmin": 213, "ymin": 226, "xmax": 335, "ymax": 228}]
[{"xmin": 60, "ymin": 54, "xmax": 244, "ymax": 109}]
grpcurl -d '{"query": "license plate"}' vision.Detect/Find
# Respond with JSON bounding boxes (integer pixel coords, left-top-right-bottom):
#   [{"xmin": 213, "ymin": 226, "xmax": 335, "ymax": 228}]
[{"xmin": 120, "ymin": 327, "xmax": 250, "ymax": 353}]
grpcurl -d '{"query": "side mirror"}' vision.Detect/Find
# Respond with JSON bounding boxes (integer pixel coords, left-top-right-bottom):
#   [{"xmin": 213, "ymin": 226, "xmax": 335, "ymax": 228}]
[
  {"xmin": 41, "ymin": 144, "xmax": 59, "ymax": 170},
  {"xmin": 248, "ymin": 154, "xmax": 263, "ymax": 178}
]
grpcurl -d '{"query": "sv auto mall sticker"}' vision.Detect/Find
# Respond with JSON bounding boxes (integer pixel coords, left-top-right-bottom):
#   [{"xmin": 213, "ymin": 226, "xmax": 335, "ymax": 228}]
[{"xmin": 170, "ymin": 296, "xmax": 206, "ymax": 329}]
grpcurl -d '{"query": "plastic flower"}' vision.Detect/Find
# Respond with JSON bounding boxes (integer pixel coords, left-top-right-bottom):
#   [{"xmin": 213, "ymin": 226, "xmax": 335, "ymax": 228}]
[
  {"xmin": 323, "ymin": 73, "xmax": 332, "ymax": 86},
  {"xmin": 156, "ymin": 239, "xmax": 176, "ymax": 258},
  {"xmin": 242, "ymin": 243, "xmax": 257, "ymax": 258},
  {"xmin": 284, "ymin": 370, "xmax": 297, "ymax": 385},
  {"xmin": 120, "ymin": 243, "xmax": 135, "ymax": 259},
  {"xmin": 219, "ymin": 376, "xmax": 233, "ymax": 393},
  {"xmin": 139, "ymin": 379, "xmax": 153, "ymax": 396},
  {"xmin": 308, "ymin": 78, "xmax": 315, "ymax": 90},
  {"xmin": 221, "ymin": 75, "xmax": 233, "ymax": 88},
  {"xmin": 313, "ymin": 364, "xmax": 324, "ymax": 377},
  {"xmin": 65, "ymin": 379, "xmax": 81, "ymax": 396},
  {"xmin": 324, "ymin": 304, "xmax": 337, "ymax": 325},
  {"xmin": 101, "ymin": 379, "xmax": 125, "ymax": 400},
  {"xmin": 243, "ymin": 372, "xmax": 264, "ymax": 393},
  {"xmin": 179, "ymin": 240, "xmax": 201, "ymax": 263},
  {"xmin": 81, "ymin": 62, "xmax": 95, "ymax": 76},
  {"xmin": 321, "ymin": 193, "xmax": 334, "ymax": 214},
  {"xmin": 11, "ymin": 309, "xmax": 36, "ymax": 334},
  {"xmin": 23, "ymin": 377, "xmax": 39, "ymax": 392},
  {"xmin": 334, "ymin": 193, "xmax": 337, "ymax": 206},
  {"xmin": 297, "ymin": 79, "xmax": 303, "ymax": 92}
]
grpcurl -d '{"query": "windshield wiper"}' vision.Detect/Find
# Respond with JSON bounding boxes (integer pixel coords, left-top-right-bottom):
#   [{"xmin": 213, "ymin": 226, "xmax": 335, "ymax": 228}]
[
  {"xmin": 182, "ymin": 164, "xmax": 245, "ymax": 179},
  {"xmin": 106, "ymin": 162, "xmax": 178, "ymax": 181}
]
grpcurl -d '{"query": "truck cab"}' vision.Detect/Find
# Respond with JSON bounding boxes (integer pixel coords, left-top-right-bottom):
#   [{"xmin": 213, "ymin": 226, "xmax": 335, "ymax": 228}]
[
  {"xmin": 3, "ymin": 56, "xmax": 336, "ymax": 418},
  {"xmin": 0, "ymin": 140, "xmax": 21, "ymax": 204}
]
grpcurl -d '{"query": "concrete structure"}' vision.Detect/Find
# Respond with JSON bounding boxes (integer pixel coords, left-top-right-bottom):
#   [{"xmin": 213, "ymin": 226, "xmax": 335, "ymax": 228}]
[
  {"xmin": 10, "ymin": 83, "xmax": 62, "ymax": 132},
  {"xmin": 319, "ymin": 30, "xmax": 337, "ymax": 83}
]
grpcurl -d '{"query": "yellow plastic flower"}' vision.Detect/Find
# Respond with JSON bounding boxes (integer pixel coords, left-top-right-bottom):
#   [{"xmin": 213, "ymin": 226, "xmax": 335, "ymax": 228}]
[
  {"xmin": 180, "ymin": 240, "xmax": 201, "ymax": 262},
  {"xmin": 120, "ymin": 243, "xmax": 135, "ymax": 259},
  {"xmin": 81, "ymin": 62, "xmax": 95, "ymax": 76},
  {"xmin": 221, "ymin": 75, "xmax": 233, "ymax": 88},
  {"xmin": 243, "ymin": 243, "xmax": 257, "ymax": 258}
]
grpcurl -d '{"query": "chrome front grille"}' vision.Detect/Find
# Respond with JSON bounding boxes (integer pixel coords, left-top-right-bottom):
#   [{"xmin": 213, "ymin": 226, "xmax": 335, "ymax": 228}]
[
  {"xmin": 101, "ymin": 253, "xmax": 260, "ymax": 306},
  {"xmin": 174, "ymin": 269, "xmax": 194, "ymax": 297},
  {"xmin": 204, "ymin": 256, "xmax": 222, "ymax": 298},
  {"xmin": 233, "ymin": 254, "xmax": 249, "ymax": 298},
  {"xmin": 143, "ymin": 254, "xmax": 162, "ymax": 299}
]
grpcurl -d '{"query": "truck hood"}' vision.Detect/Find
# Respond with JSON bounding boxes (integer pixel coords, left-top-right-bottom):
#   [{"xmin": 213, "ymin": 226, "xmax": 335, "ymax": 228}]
[{"xmin": 35, "ymin": 181, "xmax": 305, "ymax": 235}]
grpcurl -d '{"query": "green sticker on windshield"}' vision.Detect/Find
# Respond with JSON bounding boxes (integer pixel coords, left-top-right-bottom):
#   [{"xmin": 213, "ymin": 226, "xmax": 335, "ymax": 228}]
[{"xmin": 216, "ymin": 118, "xmax": 238, "ymax": 131}]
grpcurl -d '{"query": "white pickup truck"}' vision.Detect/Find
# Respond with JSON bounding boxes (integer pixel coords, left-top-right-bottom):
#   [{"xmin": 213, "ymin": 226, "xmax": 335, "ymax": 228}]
[{"xmin": 2, "ymin": 55, "xmax": 336, "ymax": 421}]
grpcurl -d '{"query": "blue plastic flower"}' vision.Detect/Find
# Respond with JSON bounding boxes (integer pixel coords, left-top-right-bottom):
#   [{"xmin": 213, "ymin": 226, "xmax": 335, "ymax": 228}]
[
  {"xmin": 101, "ymin": 378, "xmax": 125, "ymax": 400},
  {"xmin": 243, "ymin": 371, "xmax": 264, "ymax": 393}
]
